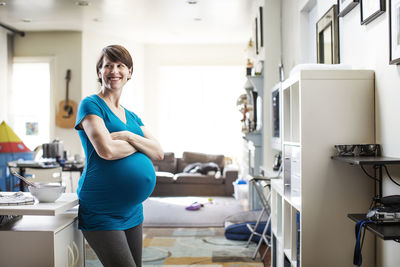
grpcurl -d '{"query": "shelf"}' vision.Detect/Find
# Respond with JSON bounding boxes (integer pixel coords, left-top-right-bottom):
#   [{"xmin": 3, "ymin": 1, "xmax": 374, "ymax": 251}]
[
  {"xmin": 348, "ymin": 214, "xmax": 400, "ymax": 240},
  {"xmin": 247, "ymin": 75, "xmax": 264, "ymax": 93},
  {"xmin": 243, "ymin": 131, "xmax": 262, "ymax": 146},
  {"xmin": 283, "ymin": 141, "xmax": 301, "ymax": 146},
  {"xmin": 332, "ymin": 156, "xmax": 400, "ymax": 166},
  {"xmin": 332, "ymin": 156, "xmax": 400, "ymax": 200}
]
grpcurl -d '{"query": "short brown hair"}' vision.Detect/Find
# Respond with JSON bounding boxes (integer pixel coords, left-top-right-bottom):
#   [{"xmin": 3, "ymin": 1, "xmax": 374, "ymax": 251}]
[{"xmin": 96, "ymin": 45, "xmax": 133, "ymax": 84}]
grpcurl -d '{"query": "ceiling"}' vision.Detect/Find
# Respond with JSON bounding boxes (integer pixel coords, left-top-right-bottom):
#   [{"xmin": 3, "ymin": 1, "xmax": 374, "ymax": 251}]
[{"xmin": 0, "ymin": 0, "xmax": 253, "ymax": 44}]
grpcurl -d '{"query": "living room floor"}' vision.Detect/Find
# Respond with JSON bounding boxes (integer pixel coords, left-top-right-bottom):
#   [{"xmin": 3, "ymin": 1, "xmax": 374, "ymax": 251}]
[{"xmin": 86, "ymin": 227, "xmax": 270, "ymax": 267}]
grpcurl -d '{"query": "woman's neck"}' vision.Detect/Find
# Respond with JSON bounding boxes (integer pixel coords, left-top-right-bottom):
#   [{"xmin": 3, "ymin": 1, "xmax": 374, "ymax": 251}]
[{"xmin": 98, "ymin": 89, "xmax": 122, "ymax": 109}]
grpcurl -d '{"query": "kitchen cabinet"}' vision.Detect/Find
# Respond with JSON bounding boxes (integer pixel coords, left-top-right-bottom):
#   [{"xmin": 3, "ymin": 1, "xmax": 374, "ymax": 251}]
[
  {"xmin": 0, "ymin": 214, "xmax": 84, "ymax": 267},
  {"xmin": 0, "ymin": 193, "xmax": 83, "ymax": 267}
]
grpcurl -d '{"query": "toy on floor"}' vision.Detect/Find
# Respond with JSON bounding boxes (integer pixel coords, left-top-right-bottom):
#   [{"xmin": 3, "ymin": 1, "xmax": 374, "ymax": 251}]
[
  {"xmin": 185, "ymin": 202, "xmax": 203, "ymax": 210},
  {"xmin": 185, "ymin": 198, "xmax": 214, "ymax": 211}
]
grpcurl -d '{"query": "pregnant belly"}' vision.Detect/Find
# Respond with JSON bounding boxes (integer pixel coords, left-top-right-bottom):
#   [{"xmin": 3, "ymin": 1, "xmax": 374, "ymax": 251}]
[{"xmin": 81, "ymin": 152, "xmax": 156, "ymax": 207}]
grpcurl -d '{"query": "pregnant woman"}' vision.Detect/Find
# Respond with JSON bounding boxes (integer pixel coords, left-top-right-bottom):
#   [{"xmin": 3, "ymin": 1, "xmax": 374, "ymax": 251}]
[{"xmin": 75, "ymin": 45, "xmax": 163, "ymax": 267}]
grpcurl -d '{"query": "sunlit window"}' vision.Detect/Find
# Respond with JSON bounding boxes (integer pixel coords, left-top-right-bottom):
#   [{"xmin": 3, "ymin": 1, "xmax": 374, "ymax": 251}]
[
  {"xmin": 8, "ymin": 62, "xmax": 51, "ymax": 151},
  {"xmin": 157, "ymin": 65, "xmax": 245, "ymax": 160}
]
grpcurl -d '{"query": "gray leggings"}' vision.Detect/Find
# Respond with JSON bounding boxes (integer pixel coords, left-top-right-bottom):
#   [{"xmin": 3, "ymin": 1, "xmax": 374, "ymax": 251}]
[{"xmin": 83, "ymin": 223, "xmax": 142, "ymax": 267}]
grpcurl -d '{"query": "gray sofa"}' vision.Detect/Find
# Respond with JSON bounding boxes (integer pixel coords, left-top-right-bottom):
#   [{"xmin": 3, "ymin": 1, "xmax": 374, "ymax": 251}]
[{"xmin": 151, "ymin": 151, "xmax": 238, "ymax": 197}]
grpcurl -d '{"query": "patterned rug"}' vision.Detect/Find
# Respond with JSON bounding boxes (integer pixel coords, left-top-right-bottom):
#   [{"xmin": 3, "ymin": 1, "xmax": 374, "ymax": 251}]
[{"xmin": 86, "ymin": 228, "xmax": 264, "ymax": 267}]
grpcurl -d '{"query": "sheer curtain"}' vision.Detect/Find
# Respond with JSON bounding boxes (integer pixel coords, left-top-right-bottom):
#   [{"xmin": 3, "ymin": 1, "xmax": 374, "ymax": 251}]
[{"xmin": 157, "ymin": 65, "xmax": 245, "ymax": 160}]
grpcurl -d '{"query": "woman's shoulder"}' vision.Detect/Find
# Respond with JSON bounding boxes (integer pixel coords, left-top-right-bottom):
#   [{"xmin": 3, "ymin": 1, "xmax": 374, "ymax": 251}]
[
  {"xmin": 82, "ymin": 94, "xmax": 99, "ymax": 102},
  {"xmin": 80, "ymin": 94, "xmax": 101, "ymax": 106}
]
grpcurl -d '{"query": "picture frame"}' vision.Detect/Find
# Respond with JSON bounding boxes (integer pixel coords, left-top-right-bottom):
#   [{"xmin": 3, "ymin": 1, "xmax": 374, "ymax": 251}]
[
  {"xmin": 389, "ymin": 0, "xmax": 400, "ymax": 64},
  {"xmin": 259, "ymin": 6, "xmax": 264, "ymax": 48},
  {"xmin": 255, "ymin": 17, "xmax": 259, "ymax": 55},
  {"xmin": 338, "ymin": 0, "xmax": 359, "ymax": 17},
  {"xmin": 316, "ymin": 5, "xmax": 340, "ymax": 64},
  {"xmin": 360, "ymin": 0, "xmax": 385, "ymax": 25}
]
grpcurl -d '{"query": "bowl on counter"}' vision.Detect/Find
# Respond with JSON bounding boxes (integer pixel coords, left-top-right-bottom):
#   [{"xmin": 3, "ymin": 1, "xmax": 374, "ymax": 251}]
[
  {"xmin": 334, "ymin": 144, "xmax": 380, "ymax": 157},
  {"xmin": 28, "ymin": 184, "xmax": 65, "ymax": 203}
]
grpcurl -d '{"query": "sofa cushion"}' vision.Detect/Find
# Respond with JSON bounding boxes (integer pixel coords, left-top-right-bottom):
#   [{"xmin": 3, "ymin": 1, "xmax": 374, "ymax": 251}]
[
  {"xmin": 174, "ymin": 173, "xmax": 224, "ymax": 184},
  {"xmin": 155, "ymin": 171, "xmax": 175, "ymax": 184},
  {"xmin": 152, "ymin": 152, "xmax": 177, "ymax": 173}
]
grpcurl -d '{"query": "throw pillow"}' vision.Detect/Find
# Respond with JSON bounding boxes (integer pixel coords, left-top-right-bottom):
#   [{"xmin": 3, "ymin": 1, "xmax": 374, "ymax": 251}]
[
  {"xmin": 198, "ymin": 162, "xmax": 220, "ymax": 175},
  {"xmin": 183, "ymin": 162, "xmax": 202, "ymax": 173}
]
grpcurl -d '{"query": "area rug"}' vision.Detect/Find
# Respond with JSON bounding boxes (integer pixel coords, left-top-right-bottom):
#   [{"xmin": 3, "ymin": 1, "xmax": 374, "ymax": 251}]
[
  {"xmin": 143, "ymin": 197, "xmax": 245, "ymax": 227},
  {"xmin": 86, "ymin": 228, "xmax": 264, "ymax": 267}
]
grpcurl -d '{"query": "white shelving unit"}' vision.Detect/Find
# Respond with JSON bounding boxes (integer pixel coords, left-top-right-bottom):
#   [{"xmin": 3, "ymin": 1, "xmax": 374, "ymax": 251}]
[{"xmin": 270, "ymin": 69, "xmax": 376, "ymax": 267}]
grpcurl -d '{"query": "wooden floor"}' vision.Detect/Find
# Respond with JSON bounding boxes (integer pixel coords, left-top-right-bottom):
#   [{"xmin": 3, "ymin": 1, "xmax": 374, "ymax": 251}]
[{"xmin": 259, "ymin": 243, "xmax": 271, "ymax": 267}]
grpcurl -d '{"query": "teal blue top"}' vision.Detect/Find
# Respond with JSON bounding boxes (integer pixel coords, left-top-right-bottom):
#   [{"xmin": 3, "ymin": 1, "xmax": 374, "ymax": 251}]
[{"xmin": 75, "ymin": 95, "xmax": 156, "ymax": 231}]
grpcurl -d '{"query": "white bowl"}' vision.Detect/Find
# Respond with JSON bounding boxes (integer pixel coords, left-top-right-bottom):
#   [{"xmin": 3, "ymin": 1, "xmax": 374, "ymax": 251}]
[{"xmin": 28, "ymin": 184, "xmax": 65, "ymax": 203}]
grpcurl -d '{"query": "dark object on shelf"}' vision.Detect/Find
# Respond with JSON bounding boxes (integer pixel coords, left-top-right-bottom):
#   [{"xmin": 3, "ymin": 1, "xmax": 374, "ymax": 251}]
[
  {"xmin": 366, "ymin": 195, "xmax": 400, "ymax": 223},
  {"xmin": 272, "ymin": 153, "xmax": 281, "ymax": 171},
  {"xmin": 376, "ymin": 195, "xmax": 400, "ymax": 208},
  {"xmin": 334, "ymin": 144, "xmax": 380, "ymax": 157},
  {"xmin": 348, "ymin": 214, "xmax": 400, "ymax": 240}
]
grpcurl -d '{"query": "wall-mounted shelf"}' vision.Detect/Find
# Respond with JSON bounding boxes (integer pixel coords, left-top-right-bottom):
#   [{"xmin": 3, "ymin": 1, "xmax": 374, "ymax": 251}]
[
  {"xmin": 333, "ymin": 156, "xmax": 400, "ymax": 241},
  {"xmin": 331, "ymin": 156, "xmax": 400, "ymax": 166},
  {"xmin": 247, "ymin": 75, "xmax": 264, "ymax": 93},
  {"xmin": 243, "ymin": 131, "xmax": 262, "ymax": 146},
  {"xmin": 332, "ymin": 156, "xmax": 400, "ymax": 199},
  {"xmin": 348, "ymin": 214, "xmax": 400, "ymax": 240}
]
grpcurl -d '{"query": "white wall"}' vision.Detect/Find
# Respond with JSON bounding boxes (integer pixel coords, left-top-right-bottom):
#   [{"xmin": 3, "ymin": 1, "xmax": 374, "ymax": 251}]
[
  {"xmin": 279, "ymin": 0, "xmax": 400, "ymax": 266},
  {"xmin": 13, "ymin": 31, "xmax": 82, "ymax": 156},
  {"xmin": 143, "ymin": 44, "xmax": 245, "ymax": 138},
  {"xmin": 0, "ymin": 28, "xmax": 9, "ymax": 122},
  {"xmin": 340, "ymin": 4, "xmax": 400, "ymax": 267}
]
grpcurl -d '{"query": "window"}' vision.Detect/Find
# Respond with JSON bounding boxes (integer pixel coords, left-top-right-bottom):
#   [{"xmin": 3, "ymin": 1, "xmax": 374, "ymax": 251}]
[
  {"xmin": 157, "ymin": 65, "xmax": 245, "ymax": 159},
  {"xmin": 8, "ymin": 59, "xmax": 52, "ymax": 151}
]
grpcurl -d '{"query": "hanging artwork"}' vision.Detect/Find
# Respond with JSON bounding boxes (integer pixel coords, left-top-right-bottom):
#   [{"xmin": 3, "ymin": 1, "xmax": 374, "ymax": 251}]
[
  {"xmin": 360, "ymin": 0, "xmax": 385, "ymax": 25},
  {"xmin": 389, "ymin": 0, "xmax": 400, "ymax": 64},
  {"xmin": 25, "ymin": 122, "xmax": 38, "ymax": 136},
  {"xmin": 338, "ymin": 0, "xmax": 359, "ymax": 17},
  {"xmin": 316, "ymin": 5, "xmax": 340, "ymax": 64}
]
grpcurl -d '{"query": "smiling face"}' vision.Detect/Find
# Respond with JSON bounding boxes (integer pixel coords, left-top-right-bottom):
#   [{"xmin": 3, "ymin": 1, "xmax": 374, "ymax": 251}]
[{"xmin": 98, "ymin": 56, "xmax": 132, "ymax": 91}]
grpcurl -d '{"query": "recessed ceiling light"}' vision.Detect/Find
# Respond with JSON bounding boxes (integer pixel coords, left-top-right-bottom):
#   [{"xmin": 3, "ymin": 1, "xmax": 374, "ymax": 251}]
[
  {"xmin": 75, "ymin": 0, "xmax": 90, "ymax": 6},
  {"xmin": 187, "ymin": 0, "xmax": 198, "ymax": 4},
  {"xmin": 21, "ymin": 19, "xmax": 32, "ymax": 23},
  {"xmin": 0, "ymin": 2, "xmax": 7, "ymax": 6}
]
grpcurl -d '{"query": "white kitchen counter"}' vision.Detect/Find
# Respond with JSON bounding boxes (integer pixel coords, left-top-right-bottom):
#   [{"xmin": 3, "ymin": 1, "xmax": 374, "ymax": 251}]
[{"xmin": 0, "ymin": 192, "xmax": 78, "ymax": 216}]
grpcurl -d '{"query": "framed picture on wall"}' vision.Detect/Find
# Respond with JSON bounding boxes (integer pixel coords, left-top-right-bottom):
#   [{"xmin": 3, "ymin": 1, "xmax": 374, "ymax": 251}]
[
  {"xmin": 259, "ymin": 6, "xmax": 264, "ymax": 48},
  {"xmin": 255, "ymin": 17, "xmax": 259, "ymax": 55},
  {"xmin": 389, "ymin": 0, "xmax": 400, "ymax": 64},
  {"xmin": 316, "ymin": 5, "xmax": 340, "ymax": 64},
  {"xmin": 338, "ymin": 0, "xmax": 359, "ymax": 17},
  {"xmin": 360, "ymin": 0, "xmax": 385, "ymax": 25}
]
